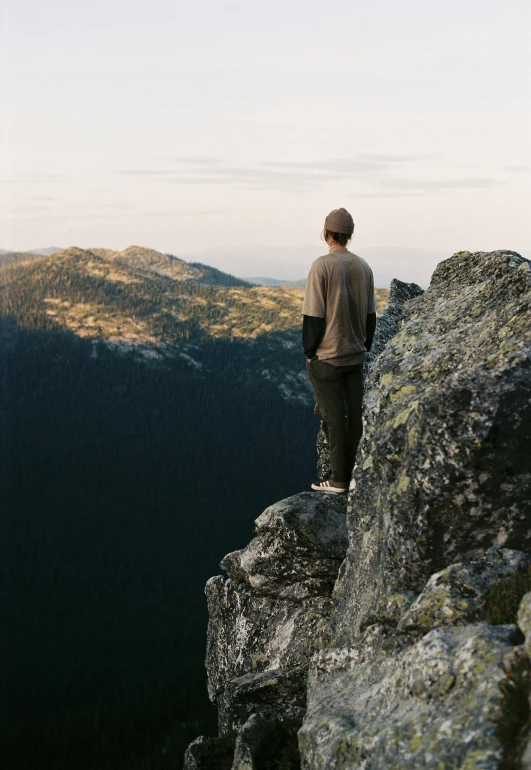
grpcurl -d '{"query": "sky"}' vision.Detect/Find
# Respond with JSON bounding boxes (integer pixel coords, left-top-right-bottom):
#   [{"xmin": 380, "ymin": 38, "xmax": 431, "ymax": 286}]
[{"xmin": 1, "ymin": 0, "xmax": 530, "ymax": 287}]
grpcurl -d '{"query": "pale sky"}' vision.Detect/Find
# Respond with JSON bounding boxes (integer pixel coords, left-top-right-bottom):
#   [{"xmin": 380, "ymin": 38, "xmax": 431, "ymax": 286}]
[{"xmin": 1, "ymin": 0, "xmax": 530, "ymax": 286}]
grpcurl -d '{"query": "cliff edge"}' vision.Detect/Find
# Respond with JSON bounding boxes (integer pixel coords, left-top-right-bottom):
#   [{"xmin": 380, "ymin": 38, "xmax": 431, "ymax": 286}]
[{"xmin": 185, "ymin": 250, "xmax": 531, "ymax": 770}]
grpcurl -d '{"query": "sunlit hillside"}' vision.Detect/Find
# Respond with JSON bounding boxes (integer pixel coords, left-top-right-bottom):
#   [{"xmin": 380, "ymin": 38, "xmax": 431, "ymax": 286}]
[{"xmin": 0, "ymin": 244, "xmax": 389, "ymax": 368}]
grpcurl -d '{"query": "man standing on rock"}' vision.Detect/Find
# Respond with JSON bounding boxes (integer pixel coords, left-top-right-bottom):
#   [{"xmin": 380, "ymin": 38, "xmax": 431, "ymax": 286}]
[{"xmin": 302, "ymin": 207, "xmax": 377, "ymax": 494}]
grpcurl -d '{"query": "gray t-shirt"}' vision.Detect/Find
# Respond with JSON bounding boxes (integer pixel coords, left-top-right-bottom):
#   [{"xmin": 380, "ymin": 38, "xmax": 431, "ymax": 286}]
[{"xmin": 301, "ymin": 250, "xmax": 376, "ymax": 366}]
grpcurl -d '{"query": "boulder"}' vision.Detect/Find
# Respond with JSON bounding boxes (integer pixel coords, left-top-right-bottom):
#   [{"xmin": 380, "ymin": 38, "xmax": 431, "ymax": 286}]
[
  {"xmin": 219, "ymin": 667, "xmax": 307, "ymax": 735},
  {"xmin": 365, "ymin": 277, "xmax": 424, "ymax": 367},
  {"xmin": 333, "ymin": 250, "xmax": 531, "ymax": 643},
  {"xmin": 298, "ymin": 623, "xmax": 526, "ymax": 769},
  {"xmin": 205, "ymin": 575, "xmax": 334, "ymax": 734},
  {"xmin": 231, "ymin": 713, "xmax": 300, "ymax": 770},
  {"xmin": 220, "ymin": 492, "xmax": 348, "ymax": 597},
  {"xmin": 398, "ymin": 547, "xmax": 531, "ymax": 632},
  {"xmin": 205, "ymin": 493, "xmax": 350, "ymax": 736},
  {"xmin": 183, "ymin": 733, "xmax": 235, "ymax": 770}
]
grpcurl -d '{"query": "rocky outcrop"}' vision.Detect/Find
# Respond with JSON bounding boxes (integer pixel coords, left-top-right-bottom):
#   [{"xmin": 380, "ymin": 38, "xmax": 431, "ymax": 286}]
[
  {"xmin": 398, "ymin": 547, "xmax": 531, "ymax": 632},
  {"xmin": 185, "ymin": 250, "xmax": 531, "ymax": 770},
  {"xmin": 365, "ymin": 277, "xmax": 424, "ymax": 366},
  {"xmin": 299, "ymin": 622, "xmax": 527, "ymax": 769},
  {"xmin": 205, "ymin": 492, "xmax": 348, "ymax": 740},
  {"xmin": 334, "ymin": 249, "xmax": 531, "ymax": 643}
]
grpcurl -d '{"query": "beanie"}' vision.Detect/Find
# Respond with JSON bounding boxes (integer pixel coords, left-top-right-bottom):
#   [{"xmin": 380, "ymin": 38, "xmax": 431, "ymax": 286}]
[{"xmin": 324, "ymin": 207, "xmax": 354, "ymax": 235}]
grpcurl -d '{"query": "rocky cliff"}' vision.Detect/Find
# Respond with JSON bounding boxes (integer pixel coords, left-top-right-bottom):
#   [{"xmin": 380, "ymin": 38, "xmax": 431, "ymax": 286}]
[{"xmin": 184, "ymin": 250, "xmax": 531, "ymax": 770}]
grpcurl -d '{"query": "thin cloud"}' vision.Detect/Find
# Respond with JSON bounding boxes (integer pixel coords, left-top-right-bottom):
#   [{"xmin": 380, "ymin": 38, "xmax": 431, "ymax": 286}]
[
  {"xmin": 504, "ymin": 165, "xmax": 530, "ymax": 172},
  {"xmin": 115, "ymin": 169, "xmax": 182, "ymax": 177},
  {"xmin": 113, "ymin": 154, "xmax": 426, "ymax": 192},
  {"xmin": 0, "ymin": 172, "xmax": 71, "ymax": 183},
  {"xmin": 112, "ymin": 157, "xmax": 500, "ymax": 194},
  {"xmin": 158, "ymin": 156, "xmax": 222, "ymax": 166},
  {"xmin": 376, "ymin": 177, "xmax": 503, "ymax": 191}
]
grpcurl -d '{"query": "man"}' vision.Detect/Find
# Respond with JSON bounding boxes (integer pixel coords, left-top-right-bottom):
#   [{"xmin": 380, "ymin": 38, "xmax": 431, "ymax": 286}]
[{"xmin": 302, "ymin": 207, "xmax": 377, "ymax": 494}]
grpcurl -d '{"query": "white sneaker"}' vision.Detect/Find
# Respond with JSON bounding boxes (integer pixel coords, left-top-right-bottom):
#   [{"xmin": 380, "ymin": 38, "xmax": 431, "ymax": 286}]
[{"xmin": 311, "ymin": 479, "xmax": 348, "ymax": 494}]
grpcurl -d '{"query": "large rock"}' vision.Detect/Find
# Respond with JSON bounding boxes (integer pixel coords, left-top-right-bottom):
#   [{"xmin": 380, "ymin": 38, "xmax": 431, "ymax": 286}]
[
  {"xmin": 231, "ymin": 713, "xmax": 300, "ymax": 770},
  {"xmin": 220, "ymin": 492, "xmax": 348, "ymax": 597},
  {"xmin": 316, "ymin": 278, "xmax": 424, "ymax": 481},
  {"xmin": 205, "ymin": 492, "xmax": 349, "ymax": 735},
  {"xmin": 219, "ymin": 667, "xmax": 307, "ymax": 735},
  {"xmin": 298, "ymin": 623, "xmax": 526, "ymax": 769},
  {"xmin": 365, "ymin": 277, "xmax": 424, "ymax": 367},
  {"xmin": 398, "ymin": 547, "xmax": 531, "ymax": 632},
  {"xmin": 183, "ymin": 733, "xmax": 235, "ymax": 770},
  {"xmin": 205, "ymin": 575, "xmax": 333, "ymax": 734},
  {"xmin": 333, "ymin": 250, "xmax": 531, "ymax": 643}
]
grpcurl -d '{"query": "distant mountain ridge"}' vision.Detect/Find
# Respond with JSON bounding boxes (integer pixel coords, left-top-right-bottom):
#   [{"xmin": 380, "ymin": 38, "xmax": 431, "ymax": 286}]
[
  {"xmin": 0, "ymin": 246, "xmax": 63, "ymax": 256},
  {"xmin": 246, "ymin": 275, "xmax": 390, "ymax": 307},
  {"xmin": 0, "ymin": 245, "xmax": 251, "ymax": 287},
  {"xmin": 0, "ymin": 244, "xmax": 315, "ymax": 404},
  {"xmin": 245, "ymin": 276, "xmax": 308, "ymax": 289},
  {"xmin": 0, "ymin": 243, "xmax": 389, "ymax": 408}
]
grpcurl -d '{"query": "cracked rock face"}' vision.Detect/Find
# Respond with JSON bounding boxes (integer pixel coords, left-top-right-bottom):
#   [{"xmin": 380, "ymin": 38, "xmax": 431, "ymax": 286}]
[
  {"xmin": 205, "ymin": 575, "xmax": 334, "ymax": 734},
  {"xmin": 220, "ymin": 492, "xmax": 348, "ymax": 596},
  {"xmin": 398, "ymin": 547, "xmax": 531, "ymax": 632},
  {"xmin": 299, "ymin": 623, "xmax": 525, "ymax": 770},
  {"xmin": 333, "ymin": 250, "xmax": 531, "ymax": 643},
  {"xmin": 365, "ymin": 277, "xmax": 425, "ymax": 368},
  {"xmin": 205, "ymin": 492, "xmax": 349, "ymax": 736}
]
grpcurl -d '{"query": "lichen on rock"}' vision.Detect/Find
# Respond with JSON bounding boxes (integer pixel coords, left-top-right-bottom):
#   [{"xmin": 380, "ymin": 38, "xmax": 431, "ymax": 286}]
[
  {"xmin": 333, "ymin": 250, "xmax": 531, "ymax": 644},
  {"xmin": 398, "ymin": 547, "xmax": 531, "ymax": 632},
  {"xmin": 299, "ymin": 624, "xmax": 525, "ymax": 769},
  {"xmin": 220, "ymin": 492, "xmax": 348, "ymax": 596},
  {"xmin": 204, "ymin": 492, "xmax": 350, "ymax": 739}
]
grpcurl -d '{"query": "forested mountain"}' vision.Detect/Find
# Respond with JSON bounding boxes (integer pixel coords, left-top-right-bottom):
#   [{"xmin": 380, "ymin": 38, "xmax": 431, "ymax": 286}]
[
  {"xmin": 0, "ymin": 249, "xmax": 59, "ymax": 269},
  {"xmin": 0, "ymin": 245, "xmax": 250, "ymax": 288},
  {"xmin": 0, "ymin": 247, "xmax": 389, "ymax": 770}
]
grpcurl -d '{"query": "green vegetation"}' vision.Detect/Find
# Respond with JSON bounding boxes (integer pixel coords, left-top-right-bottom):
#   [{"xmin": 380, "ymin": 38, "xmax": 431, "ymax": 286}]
[
  {"xmin": 483, "ymin": 566, "xmax": 531, "ymax": 625},
  {"xmin": 495, "ymin": 652, "xmax": 531, "ymax": 770},
  {"xmin": 0, "ymin": 246, "xmax": 389, "ymax": 350},
  {"xmin": 0, "ymin": 246, "xmax": 307, "ymax": 345}
]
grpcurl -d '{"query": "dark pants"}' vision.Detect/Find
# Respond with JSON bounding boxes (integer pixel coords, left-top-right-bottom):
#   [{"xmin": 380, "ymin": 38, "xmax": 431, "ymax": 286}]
[{"xmin": 306, "ymin": 358, "xmax": 364, "ymax": 483}]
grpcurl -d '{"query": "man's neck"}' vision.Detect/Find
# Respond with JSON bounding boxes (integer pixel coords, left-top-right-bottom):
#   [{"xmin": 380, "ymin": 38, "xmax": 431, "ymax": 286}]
[{"xmin": 329, "ymin": 244, "xmax": 348, "ymax": 253}]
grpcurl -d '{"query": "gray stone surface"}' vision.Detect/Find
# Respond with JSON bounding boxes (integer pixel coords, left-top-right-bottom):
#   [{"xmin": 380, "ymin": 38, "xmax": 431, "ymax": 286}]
[
  {"xmin": 183, "ymin": 733, "xmax": 235, "ymax": 770},
  {"xmin": 315, "ymin": 278, "xmax": 424, "ymax": 481},
  {"xmin": 334, "ymin": 250, "xmax": 531, "ymax": 643},
  {"xmin": 231, "ymin": 713, "xmax": 300, "ymax": 770},
  {"xmin": 219, "ymin": 667, "xmax": 307, "ymax": 735},
  {"xmin": 203, "ymin": 492, "xmax": 351, "ymax": 743},
  {"xmin": 398, "ymin": 547, "xmax": 531, "ymax": 632},
  {"xmin": 365, "ymin": 277, "xmax": 424, "ymax": 369},
  {"xmin": 299, "ymin": 623, "xmax": 525, "ymax": 770},
  {"xmin": 185, "ymin": 252, "xmax": 531, "ymax": 769},
  {"xmin": 220, "ymin": 492, "xmax": 348, "ymax": 597},
  {"xmin": 231, "ymin": 714, "xmax": 275, "ymax": 770},
  {"xmin": 205, "ymin": 576, "xmax": 333, "ymax": 733}
]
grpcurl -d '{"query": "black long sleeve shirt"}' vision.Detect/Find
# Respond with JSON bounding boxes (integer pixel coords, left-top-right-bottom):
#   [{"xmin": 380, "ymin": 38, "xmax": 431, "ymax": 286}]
[{"xmin": 302, "ymin": 312, "xmax": 377, "ymax": 359}]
